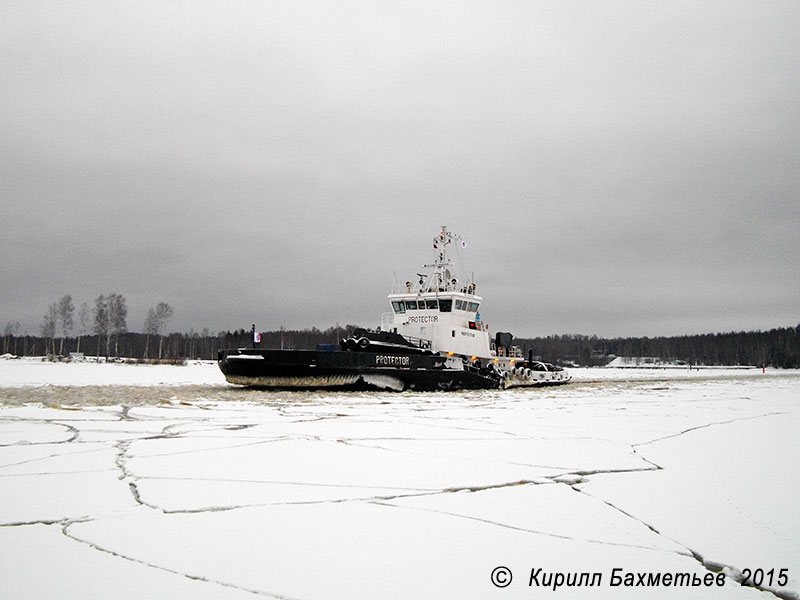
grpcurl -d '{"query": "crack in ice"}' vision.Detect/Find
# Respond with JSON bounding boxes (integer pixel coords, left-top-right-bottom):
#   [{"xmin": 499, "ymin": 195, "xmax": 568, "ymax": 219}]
[
  {"xmin": 61, "ymin": 520, "xmax": 299, "ymax": 599},
  {"xmin": 634, "ymin": 411, "xmax": 790, "ymax": 448},
  {"xmin": 372, "ymin": 494, "xmax": 684, "ymax": 555},
  {"xmin": 574, "ymin": 430, "xmax": 798, "ymax": 600}
]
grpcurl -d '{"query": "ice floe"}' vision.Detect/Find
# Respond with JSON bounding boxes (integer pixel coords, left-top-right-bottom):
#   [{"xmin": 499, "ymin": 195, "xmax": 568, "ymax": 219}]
[{"xmin": 0, "ymin": 362, "xmax": 798, "ymax": 598}]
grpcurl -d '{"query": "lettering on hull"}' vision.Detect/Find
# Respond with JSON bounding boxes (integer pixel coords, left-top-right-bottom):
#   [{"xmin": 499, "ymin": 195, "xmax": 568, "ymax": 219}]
[{"xmin": 376, "ymin": 355, "xmax": 411, "ymax": 366}]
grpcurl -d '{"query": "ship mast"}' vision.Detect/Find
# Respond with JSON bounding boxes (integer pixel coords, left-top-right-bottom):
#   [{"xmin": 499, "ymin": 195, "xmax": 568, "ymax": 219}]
[{"xmin": 424, "ymin": 225, "xmax": 471, "ymax": 293}]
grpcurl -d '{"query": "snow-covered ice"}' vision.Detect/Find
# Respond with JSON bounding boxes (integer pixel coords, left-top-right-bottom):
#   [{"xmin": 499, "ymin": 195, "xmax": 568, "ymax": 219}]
[
  {"xmin": 0, "ymin": 359, "xmax": 798, "ymax": 598},
  {"xmin": 0, "ymin": 357, "xmax": 225, "ymax": 387}
]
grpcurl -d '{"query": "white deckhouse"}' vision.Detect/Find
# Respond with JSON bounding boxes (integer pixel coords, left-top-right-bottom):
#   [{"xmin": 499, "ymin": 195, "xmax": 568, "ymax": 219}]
[
  {"xmin": 383, "ymin": 226, "xmax": 491, "ymax": 359},
  {"xmin": 381, "ymin": 226, "xmax": 569, "ymax": 386}
]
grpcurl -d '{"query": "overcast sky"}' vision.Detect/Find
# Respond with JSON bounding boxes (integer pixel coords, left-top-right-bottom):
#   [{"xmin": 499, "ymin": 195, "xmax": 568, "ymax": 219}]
[{"xmin": 2, "ymin": 1, "xmax": 798, "ymax": 339}]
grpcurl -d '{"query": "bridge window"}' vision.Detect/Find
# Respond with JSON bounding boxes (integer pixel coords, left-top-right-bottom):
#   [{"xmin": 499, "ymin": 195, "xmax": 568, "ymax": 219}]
[
  {"xmin": 425, "ymin": 299, "xmax": 438, "ymax": 309},
  {"xmin": 405, "ymin": 300, "xmax": 418, "ymax": 310},
  {"xmin": 455, "ymin": 300, "xmax": 464, "ymax": 310},
  {"xmin": 392, "ymin": 301, "xmax": 405, "ymax": 313},
  {"xmin": 439, "ymin": 299, "xmax": 452, "ymax": 312}
]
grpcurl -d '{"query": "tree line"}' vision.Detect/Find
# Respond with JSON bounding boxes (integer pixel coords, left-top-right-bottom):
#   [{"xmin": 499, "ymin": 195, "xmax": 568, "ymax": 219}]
[
  {"xmin": 515, "ymin": 324, "xmax": 800, "ymax": 368},
  {"xmin": 3, "ymin": 292, "xmax": 360, "ymax": 361},
  {"xmin": 3, "ymin": 295, "xmax": 799, "ymax": 367},
  {"xmin": 3, "ymin": 294, "xmax": 175, "ymax": 361},
  {"xmin": 2, "ymin": 323, "xmax": 359, "ymax": 362}
]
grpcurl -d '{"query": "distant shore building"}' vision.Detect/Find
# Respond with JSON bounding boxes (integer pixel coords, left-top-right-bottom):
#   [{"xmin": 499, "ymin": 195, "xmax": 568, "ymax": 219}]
[{"xmin": 606, "ymin": 356, "xmax": 686, "ymax": 368}]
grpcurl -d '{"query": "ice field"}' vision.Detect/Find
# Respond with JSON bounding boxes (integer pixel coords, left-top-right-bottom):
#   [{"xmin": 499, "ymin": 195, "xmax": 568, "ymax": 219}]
[{"xmin": 0, "ymin": 359, "xmax": 798, "ymax": 599}]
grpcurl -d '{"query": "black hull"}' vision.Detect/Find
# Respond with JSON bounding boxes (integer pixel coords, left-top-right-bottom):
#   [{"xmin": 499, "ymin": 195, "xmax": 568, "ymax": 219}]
[
  {"xmin": 218, "ymin": 349, "xmax": 572, "ymax": 391},
  {"xmin": 218, "ymin": 349, "xmax": 503, "ymax": 391}
]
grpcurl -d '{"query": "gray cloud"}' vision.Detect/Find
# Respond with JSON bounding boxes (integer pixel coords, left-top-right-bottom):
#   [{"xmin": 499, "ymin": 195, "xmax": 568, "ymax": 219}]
[{"xmin": 2, "ymin": 1, "xmax": 798, "ymax": 338}]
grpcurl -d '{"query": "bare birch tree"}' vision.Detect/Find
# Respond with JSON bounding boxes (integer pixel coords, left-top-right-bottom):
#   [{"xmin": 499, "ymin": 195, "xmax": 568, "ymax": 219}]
[
  {"xmin": 76, "ymin": 302, "xmax": 89, "ymax": 354},
  {"xmin": 57, "ymin": 294, "xmax": 74, "ymax": 356},
  {"xmin": 108, "ymin": 293, "xmax": 128, "ymax": 357},
  {"xmin": 41, "ymin": 303, "xmax": 58, "ymax": 357},
  {"xmin": 143, "ymin": 309, "xmax": 156, "ymax": 359},
  {"xmin": 3, "ymin": 322, "xmax": 20, "ymax": 354},
  {"xmin": 143, "ymin": 302, "xmax": 173, "ymax": 360},
  {"xmin": 93, "ymin": 295, "xmax": 110, "ymax": 359}
]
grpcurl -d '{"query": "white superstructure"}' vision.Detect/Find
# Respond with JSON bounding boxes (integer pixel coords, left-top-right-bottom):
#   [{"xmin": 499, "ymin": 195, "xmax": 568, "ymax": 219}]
[
  {"xmin": 382, "ymin": 226, "xmax": 492, "ymax": 359},
  {"xmin": 379, "ymin": 226, "xmax": 570, "ymax": 387}
]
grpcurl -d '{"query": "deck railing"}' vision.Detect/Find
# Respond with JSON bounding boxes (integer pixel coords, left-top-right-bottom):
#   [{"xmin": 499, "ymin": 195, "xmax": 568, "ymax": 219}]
[{"xmin": 389, "ymin": 283, "xmax": 477, "ymax": 295}]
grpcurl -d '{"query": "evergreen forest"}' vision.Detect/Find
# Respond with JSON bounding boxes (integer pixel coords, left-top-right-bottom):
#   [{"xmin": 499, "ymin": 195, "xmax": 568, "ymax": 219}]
[{"xmin": 3, "ymin": 323, "xmax": 799, "ymax": 368}]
